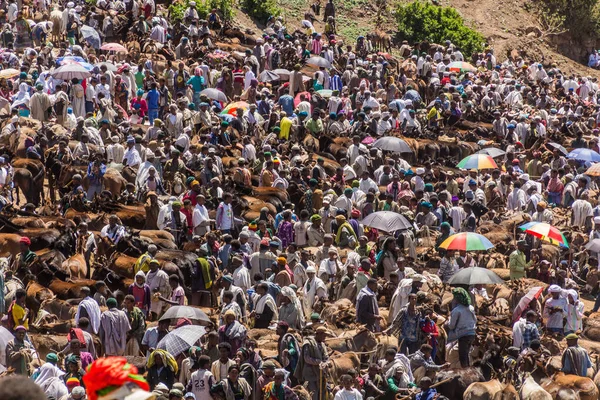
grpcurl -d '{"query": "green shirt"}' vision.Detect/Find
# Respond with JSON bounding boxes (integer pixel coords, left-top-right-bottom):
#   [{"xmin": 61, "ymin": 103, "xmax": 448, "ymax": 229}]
[
  {"xmin": 509, "ymin": 250, "xmax": 531, "ymax": 280},
  {"xmin": 305, "ymin": 118, "xmax": 323, "ymax": 135},
  {"xmin": 135, "ymin": 71, "xmax": 144, "ymax": 89}
]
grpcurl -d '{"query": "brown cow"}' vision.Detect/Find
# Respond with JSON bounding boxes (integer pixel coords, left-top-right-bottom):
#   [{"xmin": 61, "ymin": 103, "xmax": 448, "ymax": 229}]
[
  {"xmin": 26, "ymin": 281, "xmax": 54, "ymax": 318},
  {"xmin": 464, "ymin": 380, "xmax": 517, "ymax": 400},
  {"xmin": 328, "ymin": 351, "xmax": 360, "ymax": 383},
  {"xmin": 541, "ymin": 373, "xmax": 598, "ymax": 400},
  {"xmin": 49, "ymin": 278, "xmax": 97, "ymax": 300},
  {"xmin": 62, "ymin": 253, "xmax": 87, "ymax": 279},
  {"xmin": 326, "ymin": 328, "xmax": 377, "ymax": 353}
]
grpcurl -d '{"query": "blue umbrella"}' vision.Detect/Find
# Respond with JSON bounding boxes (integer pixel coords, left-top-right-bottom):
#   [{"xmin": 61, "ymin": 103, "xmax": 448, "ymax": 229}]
[
  {"xmin": 80, "ymin": 25, "xmax": 101, "ymax": 49},
  {"xmin": 566, "ymin": 148, "xmax": 600, "ymax": 162},
  {"xmin": 56, "ymin": 56, "xmax": 85, "ymax": 66}
]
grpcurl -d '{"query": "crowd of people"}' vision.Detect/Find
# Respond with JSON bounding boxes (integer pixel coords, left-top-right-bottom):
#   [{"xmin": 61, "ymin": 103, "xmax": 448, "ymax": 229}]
[{"xmin": 0, "ymin": 0, "xmax": 600, "ymax": 399}]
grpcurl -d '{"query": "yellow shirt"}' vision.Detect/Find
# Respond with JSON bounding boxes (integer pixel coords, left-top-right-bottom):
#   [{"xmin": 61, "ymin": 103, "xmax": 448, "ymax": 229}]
[
  {"xmin": 12, "ymin": 303, "xmax": 28, "ymax": 329},
  {"xmin": 280, "ymin": 117, "xmax": 293, "ymax": 140}
]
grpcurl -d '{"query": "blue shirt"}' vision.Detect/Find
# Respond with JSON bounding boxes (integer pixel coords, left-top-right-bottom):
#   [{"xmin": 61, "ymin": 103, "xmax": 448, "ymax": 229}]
[
  {"xmin": 187, "ymin": 75, "xmax": 205, "ymax": 92},
  {"xmin": 146, "ymin": 89, "xmax": 160, "ymax": 110},
  {"xmin": 278, "ymin": 95, "xmax": 294, "ymax": 116}
]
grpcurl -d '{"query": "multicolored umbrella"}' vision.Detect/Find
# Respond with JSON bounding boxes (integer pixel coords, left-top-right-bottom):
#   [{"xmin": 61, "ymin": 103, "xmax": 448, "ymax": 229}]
[
  {"xmin": 438, "ymin": 232, "xmax": 495, "ymax": 251},
  {"xmin": 519, "ymin": 222, "xmax": 569, "ymax": 248},
  {"xmin": 456, "ymin": 154, "xmax": 498, "ymax": 170},
  {"xmin": 567, "ymin": 148, "xmax": 600, "ymax": 163},
  {"xmin": 447, "ymin": 61, "xmax": 477, "ymax": 72},
  {"xmin": 220, "ymin": 101, "xmax": 248, "ymax": 116}
]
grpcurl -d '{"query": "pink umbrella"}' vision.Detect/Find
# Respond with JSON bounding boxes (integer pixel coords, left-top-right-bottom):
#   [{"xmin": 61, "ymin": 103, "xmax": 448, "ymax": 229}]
[
  {"xmin": 512, "ymin": 286, "xmax": 544, "ymax": 323},
  {"xmin": 101, "ymin": 43, "xmax": 128, "ymax": 53},
  {"xmin": 294, "ymin": 91, "xmax": 311, "ymax": 107}
]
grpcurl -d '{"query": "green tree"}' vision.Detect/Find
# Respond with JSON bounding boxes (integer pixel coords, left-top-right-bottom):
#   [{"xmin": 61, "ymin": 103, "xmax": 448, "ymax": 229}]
[
  {"xmin": 395, "ymin": 1, "xmax": 484, "ymax": 56},
  {"xmin": 241, "ymin": 0, "xmax": 281, "ymax": 23}
]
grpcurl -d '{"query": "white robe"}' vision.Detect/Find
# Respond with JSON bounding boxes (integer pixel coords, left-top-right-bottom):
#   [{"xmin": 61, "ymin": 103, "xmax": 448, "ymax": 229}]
[{"xmin": 75, "ymin": 296, "xmax": 101, "ymax": 334}]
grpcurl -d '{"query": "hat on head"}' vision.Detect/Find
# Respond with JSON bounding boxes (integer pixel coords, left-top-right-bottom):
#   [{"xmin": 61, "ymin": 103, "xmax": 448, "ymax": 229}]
[
  {"xmin": 565, "ymin": 333, "xmax": 579, "ymax": 340},
  {"xmin": 19, "ymin": 236, "xmax": 31, "ymax": 245},
  {"xmin": 548, "ymin": 284, "xmax": 562, "ymax": 293},
  {"xmin": 46, "ymin": 353, "xmax": 58, "ymax": 363}
]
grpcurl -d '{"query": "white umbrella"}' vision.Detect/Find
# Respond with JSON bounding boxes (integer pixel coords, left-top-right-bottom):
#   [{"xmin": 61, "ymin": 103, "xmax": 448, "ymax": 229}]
[
  {"xmin": 51, "ymin": 64, "xmax": 91, "ymax": 81},
  {"xmin": 447, "ymin": 267, "xmax": 505, "ymax": 285},
  {"xmin": 97, "ymin": 62, "xmax": 117, "ymax": 72},
  {"xmin": 258, "ymin": 70, "xmax": 280, "ymax": 83},
  {"xmin": 157, "ymin": 325, "xmax": 207, "ymax": 357},
  {"xmin": 362, "ymin": 211, "xmax": 412, "ymax": 232},
  {"xmin": 306, "ymin": 56, "xmax": 332, "ymax": 69},
  {"xmin": 159, "ymin": 305, "xmax": 211, "ymax": 325},
  {"xmin": 200, "ymin": 88, "xmax": 227, "ymax": 102},
  {"xmin": 586, "ymin": 239, "xmax": 600, "ymax": 253},
  {"xmin": 0, "ymin": 326, "xmax": 13, "ymax": 366},
  {"xmin": 273, "ymin": 69, "xmax": 290, "ymax": 79},
  {"xmin": 476, "ymin": 148, "xmax": 506, "ymax": 158},
  {"xmin": 372, "ymin": 137, "xmax": 413, "ymax": 154}
]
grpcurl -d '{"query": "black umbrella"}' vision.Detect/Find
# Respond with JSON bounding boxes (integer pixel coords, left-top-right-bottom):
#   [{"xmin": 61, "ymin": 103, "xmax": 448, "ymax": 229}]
[
  {"xmin": 447, "ymin": 267, "xmax": 505, "ymax": 286},
  {"xmin": 159, "ymin": 306, "xmax": 211, "ymax": 326}
]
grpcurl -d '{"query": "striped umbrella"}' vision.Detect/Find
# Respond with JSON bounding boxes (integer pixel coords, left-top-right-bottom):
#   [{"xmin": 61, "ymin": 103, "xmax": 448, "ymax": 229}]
[
  {"xmin": 438, "ymin": 232, "xmax": 495, "ymax": 251},
  {"xmin": 586, "ymin": 163, "xmax": 600, "ymax": 177},
  {"xmin": 519, "ymin": 222, "xmax": 569, "ymax": 248},
  {"xmin": 456, "ymin": 154, "xmax": 498, "ymax": 170},
  {"xmin": 447, "ymin": 61, "xmax": 477, "ymax": 72}
]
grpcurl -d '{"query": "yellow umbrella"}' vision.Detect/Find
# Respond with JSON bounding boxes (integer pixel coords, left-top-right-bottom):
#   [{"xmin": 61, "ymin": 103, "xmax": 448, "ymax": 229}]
[{"xmin": 0, "ymin": 69, "xmax": 20, "ymax": 79}]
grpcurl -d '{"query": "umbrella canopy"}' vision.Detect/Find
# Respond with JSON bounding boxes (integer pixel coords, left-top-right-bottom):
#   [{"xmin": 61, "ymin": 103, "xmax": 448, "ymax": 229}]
[
  {"xmin": 316, "ymin": 89, "xmax": 333, "ymax": 98},
  {"xmin": 456, "ymin": 154, "xmax": 498, "ymax": 170},
  {"xmin": 0, "ymin": 326, "xmax": 13, "ymax": 365},
  {"xmin": 361, "ymin": 211, "xmax": 412, "ymax": 232},
  {"xmin": 512, "ymin": 286, "xmax": 544, "ymax": 323},
  {"xmin": 258, "ymin": 70, "xmax": 280, "ymax": 83},
  {"xmin": 80, "ymin": 25, "xmax": 101, "ymax": 49},
  {"xmin": 157, "ymin": 325, "xmax": 207, "ymax": 357},
  {"xmin": 294, "ymin": 91, "xmax": 311, "ymax": 107},
  {"xmin": 548, "ymin": 142, "xmax": 568, "ymax": 156},
  {"xmin": 51, "ymin": 64, "xmax": 92, "ymax": 81},
  {"xmin": 476, "ymin": 148, "xmax": 506, "ymax": 158},
  {"xmin": 220, "ymin": 101, "xmax": 249, "ymax": 116},
  {"xmin": 96, "ymin": 61, "xmax": 118, "ymax": 72},
  {"xmin": 101, "ymin": 43, "xmax": 127, "ymax": 53},
  {"xmin": 438, "ymin": 232, "xmax": 495, "ymax": 251},
  {"xmin": 371, "ymin": 137, "xmax": 413, "ymax": 154},
  {"xmin": 447, "ymin": 61, "xmax": 477, "ymax": 72},
  {"xmin": 59, "ymin": 58, "xmax": 94, "ymax": 71},
  {"xmin": 567, "ymin": 148, "xmax": 600, "ymax": 162},
  {"xmin": 519, "ymin": 222, "xmax": 569, "ymax": 248},
  {"xmin": 586, "ymin": 163, "xmax": 600, "ymax": 177},
  {"xmin": 306, "ymin": 56, "xmax": 332, "ymax": 69},
  {"xmin": 586, "ymin": 239, "xmax": 600, "ymax": 252},
  {"xmin": 200, "ymin": 88, "xmax": 227, "ymax": 102},
  {"xmin": 447, "ymin": 267, "xmax": 505, "ymax": 285},
  {"xmin": 0, "ymin": 68, "xmax": 20, "ymax": 79},
  {"xmin": 273, "ymin": 69, "xmax": 291, "ymax": 79},
  {"xmin": 159, "ymin": 306, "xmax": 211, "ymax": 325}
]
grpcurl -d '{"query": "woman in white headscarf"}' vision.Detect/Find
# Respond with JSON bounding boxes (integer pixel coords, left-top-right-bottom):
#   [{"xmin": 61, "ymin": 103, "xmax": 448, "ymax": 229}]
[
  {"xmin": 279, "ymin": 286, "xmax": 305, "ymax": 329},
  {"xmin": 34, "ymin": 361, "xmax": 68, "ymax": 400},
  {"xmin": 565, "ymin": 289, "xmax": 584, "ymax": 334},
  {"xmin": 11, "ymin": 82, "xmax": 30, "ymax": 107}
]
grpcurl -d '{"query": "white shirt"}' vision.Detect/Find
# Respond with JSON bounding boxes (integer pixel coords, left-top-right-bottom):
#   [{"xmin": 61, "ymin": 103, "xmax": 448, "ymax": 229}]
[
  {"xmin": 122, "ymin": 147, "xmax": 141, "ymax": 168},
  {"xmin": 192, "ymin": 204, "xmax": 210, "ymax": 233},
  {"xmin": 189, "ymin": 369, "xmax": 214, "ymax": 400}
]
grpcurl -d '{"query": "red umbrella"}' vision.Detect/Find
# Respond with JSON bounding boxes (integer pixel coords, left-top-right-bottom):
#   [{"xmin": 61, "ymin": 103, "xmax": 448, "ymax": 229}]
[
  {"xmin": 294, "ymin": 91, "xmax": 311, "ymax": 108},
  {"xmin": 512, "ymin": 286, "xmax": 544, "ymax": 323}
]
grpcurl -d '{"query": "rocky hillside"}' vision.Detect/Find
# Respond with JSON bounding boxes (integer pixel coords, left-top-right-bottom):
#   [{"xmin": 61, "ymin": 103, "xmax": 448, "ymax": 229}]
[{"xmin": 231, "ymin": 0, "xmax": 600, "ymax": 77}]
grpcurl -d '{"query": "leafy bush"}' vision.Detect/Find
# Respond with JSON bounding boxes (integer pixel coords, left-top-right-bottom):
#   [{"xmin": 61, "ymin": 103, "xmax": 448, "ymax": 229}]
[
  {"xmin": 394, "ymin": 1, "xmax": 484, "ymax": 56},
  {"xmin": 242, "ymin": 0, "xmax": 281, "ymax": 23},
  {"xmin": 168, "ymin": 0, "xmax": 210, "ymax": 23},
  {"xmin": 209, "ymin": 0, "xmax": 234, "ymax": 21}
]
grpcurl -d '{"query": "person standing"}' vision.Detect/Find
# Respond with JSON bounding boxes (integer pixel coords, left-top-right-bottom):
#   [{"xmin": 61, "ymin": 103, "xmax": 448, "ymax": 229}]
[
  {"xmin": 509, "ymin": 240, "xmax": 533, "ymax": 280},
  {"xmin": 562, "ymin": 334, "xmax": 593, "ymax": 377},
  {"xmin": 544, "ymin": 285, "xmax": 567, "ymax": 335},
  {"xmin": 146, "ymin": 259, "xmax": 171, "ymax": 320},
  {"xmin": 445, "ymin": 288, "xmax": 477, "ymax": 367},
  {"xmin": 356, "ymin": 278, "xmax": 382, "ymax": 332},
  {"xmin": 98, "ymin": 298, "xmax": 131, "ymax": 356},
  {"xmin": 295, "ymin": 326, "xmax": 329, "ymax": 400},
  {"xmin": 6, "ymin": 325, "xmax": 34, "ymax": 375}
]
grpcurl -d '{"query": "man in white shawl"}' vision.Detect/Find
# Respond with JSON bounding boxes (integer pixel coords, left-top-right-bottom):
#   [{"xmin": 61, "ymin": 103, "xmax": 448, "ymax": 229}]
[
  {"xmin": 99, "ymin": 297, "xmax": 131, "ymax": 356},
  {"xmin": 75, "ymin": 286, "xmax": 101, "ymax": 334},
  {"xmin": 146, "ymin": 259, "xmax": 171, "ymax": 318},
  {"xmin": 231, "ymin": 256, "xmax": 251, "ymax": 293},
  {"xmin": 302, "ymin": 266, "xmax": 328, "ymax": 319},
  {"xmin": 71, "ymin": 78, "xmax": 86, "ymax": 118},
  {"xmin": 34, "ymin": 354, "xmax": 67, "ymax": 400},
  {"xmin": 388, "ymin": 278, "xmax": 415, "ymax": 324},
  {"xmin": 252, "ymin": 282, "xmax": 278, "ymax": 328}
]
